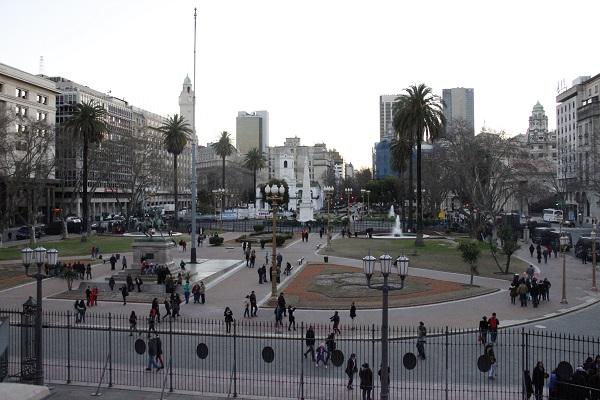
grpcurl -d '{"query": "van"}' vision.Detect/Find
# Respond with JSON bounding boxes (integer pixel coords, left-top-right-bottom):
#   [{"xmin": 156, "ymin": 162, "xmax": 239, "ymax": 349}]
[
  {"xmin": 532, "ymin": 227, "xmax": 572, "ymax": 251},
  {"xmin": 574, "ymin": 237, "xmax": 600, "ymax": 261}
]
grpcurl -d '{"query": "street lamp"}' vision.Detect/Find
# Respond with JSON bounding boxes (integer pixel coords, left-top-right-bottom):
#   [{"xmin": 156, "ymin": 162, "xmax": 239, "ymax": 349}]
[
  {"xmin": 362, "ymin": 252, "xmax": 409, "ymax": 400},
  {"xmin": 560, "ymin": 232, "xmax": 569, "ymax": 304},
  {"xmin": 345, "ymin": 188, "xmax": 352, "ymax": 234},
  {"xmin": 21, "ymin": 246, "xmax": 58, "ymax": 385},
  {"xmin": 592, "ymin": 223, "xmax": 597, "ymax": 291},
  {"xmin": 264, "ymin": 184, "xmax": 287, "ymax": 299},
  {"xmin": 323, "ymin": 186, "xmax": 334, "ymax": 249},
  {"xmin": 211, "ymin": 188, "xmax": 226, "ymax": 228}
]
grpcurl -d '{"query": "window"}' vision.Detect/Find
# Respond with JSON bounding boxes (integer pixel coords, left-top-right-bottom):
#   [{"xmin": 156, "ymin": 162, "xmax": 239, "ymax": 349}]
[
  {"xmin": 36, "ymin": 94, "xmax": 48, "ymax": 105},
  {"xmin": 15, "ymin": 88, "xmax": 28, "ymax": 99},
  {"xmin": 283, "ymin": 160, "xmax": 288, "ymax": 168},
  {"xmin": 15, "ymin": 105, "xmax": 27, "ymax": 116},
  {"xmin": 36, "ymin": 111, "xmax": 47, "ymax": 121},
  {"xmin": 15, "ymin": 124, "xmax": 26, "ymax": 133},
  {"xmin": 0, "ymin": 82, "xmax": 3, "ymax": 93}
]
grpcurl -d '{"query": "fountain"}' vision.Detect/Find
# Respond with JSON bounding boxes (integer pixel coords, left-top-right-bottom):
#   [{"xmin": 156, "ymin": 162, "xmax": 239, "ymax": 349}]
[
  {"xmin": 392, "ymin": 215, "xmax": 402, "ymax": 236},
  {"xmin": 371, "ymin": 214, "xmax": 431, "ymax": 240},
  {"xmin": 388, "ymin": 205, "xmax": 395, "ymax": 219}
]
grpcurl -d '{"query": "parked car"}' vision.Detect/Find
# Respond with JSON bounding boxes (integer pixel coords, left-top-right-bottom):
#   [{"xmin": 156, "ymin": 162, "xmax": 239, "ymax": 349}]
[
  {"xmin": 15, "ymin": 226, "xmax": 42, "ymax": 240},
  {"xmin": 563, "ymin": 219, "xmax": 577, "ymax": 228},
  {"xmin": 574, "ymin": 237, "xmax": 600, "ymax": 261},
  {"xmin": 531, "ymin": 227, "xmax": 572, "ymax": 251}
]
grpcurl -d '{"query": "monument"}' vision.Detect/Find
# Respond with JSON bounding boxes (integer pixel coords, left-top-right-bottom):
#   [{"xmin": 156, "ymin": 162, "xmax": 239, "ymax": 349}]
[{"xmin": 297, "ymin": 156, "xmax": 314, "ymax": 222}]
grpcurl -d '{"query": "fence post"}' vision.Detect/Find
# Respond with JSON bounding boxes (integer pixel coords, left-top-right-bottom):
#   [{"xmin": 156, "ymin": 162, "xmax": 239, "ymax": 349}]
[
  {"xmin": 233, "ymin": 321, "xmax": 237, "ymax": 398},
  {"xmin": 108, "ymin": 313, "xmax": 112, "ymax": 387},
  {"xmin": 371, "ymin": 323, "xmax": 376, "ymax": 393},
  {"xmin": 169, "ymin": 316, "xmax": 173, "ymax": 393},
  {"xmin": 300, "ymin": 322, "xmax": 304, "ymax": 400},
  {"xmin": 67, "ymin": 310, "xmax": 71, "ymax": 384},
  {"xmin": 445, "ymin": 326, "xmax": 449, "ymax": 400},
  {"xmin": 521, "ymin": 328, "xmax": 525, "ymax": 400}
]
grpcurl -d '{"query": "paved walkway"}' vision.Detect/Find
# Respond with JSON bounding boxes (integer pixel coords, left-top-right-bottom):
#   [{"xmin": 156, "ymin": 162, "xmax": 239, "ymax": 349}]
[
  {"xmin": 0, "ymin": 232, "xmax": 598, "ymax": 330},
  {"xmin": 46, "ymin": 384, "xmax": 243, "ymax": 400}
]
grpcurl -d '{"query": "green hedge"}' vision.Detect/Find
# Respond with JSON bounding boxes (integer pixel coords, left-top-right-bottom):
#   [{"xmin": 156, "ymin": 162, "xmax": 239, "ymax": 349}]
[
  {"xmin": 253, "ymin": 225, "xmax": 265, "ymax": 233},
  {"xmin": 209, "ymin": 235, "xmax": 224, "ymax": 246}
]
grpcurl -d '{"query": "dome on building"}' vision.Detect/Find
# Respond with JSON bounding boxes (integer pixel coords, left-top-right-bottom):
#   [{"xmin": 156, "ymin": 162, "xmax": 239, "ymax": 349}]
[
  {"xmin": 532, "ymin": 101, "xmax": 544, "ymax": 113},
  {"xmin": 183, "ymin": 75, "xmax": 191, "ymax": 85}
]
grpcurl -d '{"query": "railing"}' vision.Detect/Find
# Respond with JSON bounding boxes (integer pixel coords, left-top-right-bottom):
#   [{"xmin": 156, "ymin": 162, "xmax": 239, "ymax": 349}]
[
  {"xmin": 197, "ymin": 220, "xmax": 395, "ymax": 234},
  {"xmin": 1, "ymin": 309, "xmax": 599, "ymax": 399}
]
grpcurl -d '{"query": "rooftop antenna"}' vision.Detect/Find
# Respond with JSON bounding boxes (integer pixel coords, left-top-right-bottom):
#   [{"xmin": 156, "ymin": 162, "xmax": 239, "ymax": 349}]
[{"xmin": 39, "ymin": 56, "xmax": 44, "ymax": 75}]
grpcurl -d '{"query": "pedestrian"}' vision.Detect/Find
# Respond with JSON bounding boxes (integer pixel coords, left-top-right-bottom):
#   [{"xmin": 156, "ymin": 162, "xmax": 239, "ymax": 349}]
[
  {"xmin": 543, "ymin": 278, "xmax": 551, "ymax": 301},
  {"xmin": 129, "ymin": 311, "xmax": 138, "ymax": 336},
  {"xmin": 151, "ymin": 298, "xmax": 161, "ymax": 324},
  {"xmin": 250, "ymin": 249, "xmax": 256, "ymax": 268},
  {"xmin": 488, "ymin": 313, "xmax": 500, "ymax": 343},
  {"xmin": 108, "ymin": 276, "xmax": 115, "ymax": 291},
  {"xmin": 345, "ymin": 353, "xmax": 358, "ymax": 390},
  {"xmin": 146, "ymin": 336, "xmax": 160, "ymax": 372},
  {"xmin": 288, "ymin": 305, "xmax": 296, "ymax": 331},
  {"xmin": 182, "ymin": 241, "xmax": 187, "ymax": 252},
  {"xmin": 529, "ymin": 243, "xmax": 535, "ymax": 257},
  {"xmin": 532, "ymin": 361, "xmax": 548, "ymax": 400},
  {"xmin": 485, "ymin": 343, "xmax": 496, "ymax": 380},
  {"xmin": 350, "ymin": 302, "xmax": 357, "ymax": 330},
  {"xmin": 90, "ymin": 286, "xmax": 98, "ymax": 306},
  {"xmin": 542, "ymin": 249, "xmax": 548, "ymax": 264},
  {"xmin": 162, "ymin": 298, "xmax": 171, "ymax": 321},
  {"xmin": 245, "ymin": 248, "xmax": 250, "ymax": 267},
  {"xmin": 258, "ymin": 265, "xmax": 263, "ymax": 284},
  {"xmin": 524, "ymin": 369, "xmax": 534, "ymax": 399},
  {"xmin": 582, "ymin": 251, "xmax": 588, "ymax": 264},
  {"xmin": 85, "ymin": 264, "xmax": 92, "ymax": 280},
  {"xmin": 315, "ymin": 342, "xmax": 328, "ymax": 368},
  {"xmin": 325, "ymin": 333, "xmax": 336, "ymax": 365},
  {"xmin": 416, "ymin": 321, "xmax": 427, "ymax": 359},
  {"xmin": 122, "ymin": 255, "xmax": 127, "ymax": 269},
  {"xmin": 224, "ymin": 307, "xmax": 234, "ymax": 334},
  {"xmin": 243, "ymin": 298, "xmax": 250, "ymax": 318},
  {"xmin": 74, "ymin": 300, "xmax": 81, "ymax": 323},
  {"xmin": 276, "ymin": 253, "xmax": 283, "ymax": 269},
  {"xmin": 183, "ymin": 279, "xmax": 191, "ymax": 304},
  {"xmin": 330, "ymin": 311, "xmax": 341, "ymax": 334},
  {"xmin": 553, "ymin": 246, "xmax": 558, "ymax": 258},
  {"xmin": 192, "ymin": 283, "xmax": 200, "ymax": 303},
  {"xmin": 172, "ymin": 294, "xmax": 181, "ymax": 318},
  {"xmin": 155, "ymin": 335, "xmax": 164, "ymax": 370},
  {"xmin": 91, "ymin": 246, "xmax": 96, "ymax": 260},
  {"xmin": 85, "ymin": 286, "xmax": 91, "ymax": 306},
  {"xmin": 120, "ymin": 285, "xmax": 128, "ymax": 305},
  {"xmin": 180, "ymin": 260, "xmax": 186, "ymax": 270},
  {"xmin": 199, "ymin": 281, "xmax": 206, "ymax": 304},
  {"xmin": 147, "ymin": 309, "xmax": 157, "ymax": 338},
  {"xmin": 518, "ymin": 280, "xmax": 528, "ymax": 307},
  {"xmin": 510, "ymin": 285, "xmax": 517, "ymax": 305},
  {"xmin": 249, "ymin": 291, "xmax": 257, "ymax": 317},
  {"xmin": 479, "ymin": 316, "xmax": 488, "ymax": 344},
  {"xmin": 359, "ymin": 363, "xmax": 373, "ymax": 400},
  {"xmin": 304, "ymin": 325, "xmax": 316, "ymax": 361},
  {"xmin": 126, "ymin": 274, "xmax": 134, "ymax": 292},
  {"xmin": 278, "ymin": 293, "xmax": 287, "ymax": 317},
  {"xmin": 242, "ymin": 241, "xmax": 247, "ymax": 254},
  {"xmin": 109, "ymin": 254, "xmax": 117, "ymax": 270},
  {"xmin": 135, "ymin": 275, "xmax": 143, "ymax": 293}
]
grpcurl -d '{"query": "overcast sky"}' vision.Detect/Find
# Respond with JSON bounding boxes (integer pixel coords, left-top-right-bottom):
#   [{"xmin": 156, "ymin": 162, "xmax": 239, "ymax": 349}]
[{"xmin": 2, "ymin": 0, "xmax": 599, "ymax": 169}]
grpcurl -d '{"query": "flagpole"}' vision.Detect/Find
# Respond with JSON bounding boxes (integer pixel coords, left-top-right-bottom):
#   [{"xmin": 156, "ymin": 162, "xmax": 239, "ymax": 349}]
[{"xmin": 190, "ymin": 7, "xmax": 198, "ymax": 263}]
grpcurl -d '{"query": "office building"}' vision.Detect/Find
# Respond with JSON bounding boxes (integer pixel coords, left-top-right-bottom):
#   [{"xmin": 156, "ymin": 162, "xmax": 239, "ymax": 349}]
[
  {"xmin": 373, "ymin": 139, "xmax": 397, "ymax": 179},
  {"xmin": 380, "ymin": 94, "xmax": 399, "ymax": 140},
  {"xmin": 442, "ymin": 87, "xmax": 475, "ymax": 133},
  {"xmin": 236, "ymin": 110, "xmax": 269, "ymax": 156}
]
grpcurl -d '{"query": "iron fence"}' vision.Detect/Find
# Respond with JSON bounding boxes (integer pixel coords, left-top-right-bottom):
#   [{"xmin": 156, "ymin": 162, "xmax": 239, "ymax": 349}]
[
  {"xmin": 1, "ymin": 309, "xmax": 599, "ymax": 399},
  {"xmin": 196, "ymin": 220, "xmax": 394, "ymax": 234}
]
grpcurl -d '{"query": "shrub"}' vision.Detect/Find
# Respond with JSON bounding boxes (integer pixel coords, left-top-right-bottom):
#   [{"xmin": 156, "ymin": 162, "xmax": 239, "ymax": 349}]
[
  {"xmin": 253, "ymin": 225, "xmax": 265, "ymax": 233},
  {"xmin": 209, "ymin": 235, "xmax": 224, "ymax": 246}
]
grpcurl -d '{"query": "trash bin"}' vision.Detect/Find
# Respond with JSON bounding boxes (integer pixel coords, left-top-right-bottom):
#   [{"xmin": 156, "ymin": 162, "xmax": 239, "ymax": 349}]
[{"xmin": 324, "ymin": 256, "xmax": 329, "ymax": 263}]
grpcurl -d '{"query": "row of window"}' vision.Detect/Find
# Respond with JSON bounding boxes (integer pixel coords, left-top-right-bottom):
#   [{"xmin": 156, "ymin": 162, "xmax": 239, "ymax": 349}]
[{"xmin": 14, "ymin": 105, "xmax": 48, "ymax": 121}]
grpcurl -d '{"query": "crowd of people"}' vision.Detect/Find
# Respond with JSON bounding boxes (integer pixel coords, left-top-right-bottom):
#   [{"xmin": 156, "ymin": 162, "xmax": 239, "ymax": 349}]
[
  {"xmin": 509, "ymin": 266, "xmax": 552, "ymax": 308},
  {"xmin": 523, "ymin": 357, "xmax": 600, "ymax": 400}
]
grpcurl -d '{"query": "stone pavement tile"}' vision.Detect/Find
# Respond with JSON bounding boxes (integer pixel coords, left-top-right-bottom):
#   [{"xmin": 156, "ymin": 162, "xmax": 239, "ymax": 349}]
[{"xmin": 46, "ymin": 384, "xmax": 246, "ymax": 400}]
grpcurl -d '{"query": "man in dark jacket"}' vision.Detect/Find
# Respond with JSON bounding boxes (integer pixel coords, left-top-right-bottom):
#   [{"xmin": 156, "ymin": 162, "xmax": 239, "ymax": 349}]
[
  {"xmin": 278, "ymin": 293, "xmax": 287, "ymax": 316},
  {"xmin": 345, "ymin": 353, "xmax": 357, "ymax": 390},
  {"xmin": 303, "ymin": 325, "xmax": 315, "ymax": 361},
  {"xmin": 109, "ymin": 254, "xmax": 117, "ymax": 270},
  {"xmin": 359, "ymin": 363, "xmax": 373, "ymax": 400},
  {"xmin": 532, "ymin": 361, "xmax": 547, "ymax": 400}
]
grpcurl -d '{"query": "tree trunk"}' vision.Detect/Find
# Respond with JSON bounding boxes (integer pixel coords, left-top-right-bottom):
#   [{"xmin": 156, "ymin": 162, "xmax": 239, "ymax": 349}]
[
  {"xmin": 469, "ymin": 268, "xmax": 474, "ymax": 286},
  {"xmin": 504, "ymin": 255, "xmax": 512, "ymax": 275},
  {"xmin": 415, "ymin": 140, "xmax": 424, "ymax": 247},
  {"xmin": 252, "ymin": 168, "xmax": 257, "ymax": 203},
  {"xmin": 408, "ymin": 149, "xmax": 414, "ymax": 232},
  {"xmin": 221, "ymin": 156, "xmax": 226, "ymax": 212},
  {"xmin": 173, "ymin": 154, "xmax": 178, "ymax": 230},
  {"xmin": 82, "ymin": 139, "xmax": 89, "ymax": 240}
]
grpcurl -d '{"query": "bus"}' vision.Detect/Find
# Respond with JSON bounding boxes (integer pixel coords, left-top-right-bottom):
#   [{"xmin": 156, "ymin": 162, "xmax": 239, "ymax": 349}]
[{"xmin": 543, "ymin": 209, "xmax": 563, "ymax": 223}]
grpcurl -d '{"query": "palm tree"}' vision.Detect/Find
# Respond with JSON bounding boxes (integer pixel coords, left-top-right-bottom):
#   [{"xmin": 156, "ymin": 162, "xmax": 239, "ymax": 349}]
[
  {"xmin": 211, "ymin": 131, "xmax": 236, "ymax": 189},
  {"xmin": 243, "ymin": 148, "xmax": 266, "ymax": 202},
  {"xmin": 390, "ymin": 135, "xmax": 413, "ymax": 231},
  {"xmin": 393, "ymin": 84, "xmax": 445, "ymax": 246},
  {"xmin": 63, "ymin": 100, "xmax": 109, "ymax": 236},
  {"xmin": 159, "ymin": 114, "xmax": 192, "ymax": 227}
]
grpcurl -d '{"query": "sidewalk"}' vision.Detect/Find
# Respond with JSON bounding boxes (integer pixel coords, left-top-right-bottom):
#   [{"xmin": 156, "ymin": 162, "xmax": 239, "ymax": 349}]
[{"xmin": 46, "ymin": 384, "xmax": 247, "ymax": 400}]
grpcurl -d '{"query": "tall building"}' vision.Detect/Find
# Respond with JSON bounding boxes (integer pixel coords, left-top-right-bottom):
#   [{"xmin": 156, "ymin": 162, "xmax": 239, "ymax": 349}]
[
  {"xmin": 0, "ymin": 62, "xmax": 59, "ymax": 225},
  {"xmin": 556, "ymin": 74, "xmax": 600, "ymax": 222},
  {"xmin": 442, "ymin": 87, "xmax": 475, "ymax": 133},
  {"xmin": 379, "ymin": 94, "xmax": 399, "ymax": 140},
  {"xmin": 50, "ymin": 75, "xmax": 192, "ymax": 218},
  {"xmin": 373, "ymin": 139, "xmax": 396, "ymax": 179},
  {"xmin": 236, "ymin": 110, "xmax": 269, "ymax": 156},
  {"xmin": 525, "ymin": 102, "xmax": 557, "ymax": 164}
]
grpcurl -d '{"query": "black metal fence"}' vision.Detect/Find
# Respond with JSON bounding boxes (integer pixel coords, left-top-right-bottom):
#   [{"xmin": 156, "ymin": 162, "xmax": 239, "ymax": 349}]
[
  {"xmin": 197, "ymin": 220, "xmax": 394, "ymax": 234},
  {"xmin": 1, "ymin": 309, "xmax": 599, "ymax": 399}
]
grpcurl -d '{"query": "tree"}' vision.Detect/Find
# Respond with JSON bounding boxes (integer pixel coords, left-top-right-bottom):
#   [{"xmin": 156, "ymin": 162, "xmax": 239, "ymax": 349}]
[
  {"xmin": 211, "ymin": 131, "xmax": 236, "ymax": 190},
  {"xmin": 499, "ymin": 226, "xmax": 521, "ymax": 274},
  {"xmin": 159, "ymin": 114, "xmax": 192, "ymax": 227},
  {"xmin": 393, "ymin": 84, "xmax": 445, "ymax": 245},
  {"xmin": 63, "ymin": 101, "xmax": 108, "ymax": 237},
  {"xmin": 458, "ymin": 240, "xmax": 481, "ymax": 286},
  {"xmin": 391, "ymin": 121, "xmax": 414, "ymax": 231},
  {"xmin": 243, "ymin": 148, "xmax": 266, "ymax": 203}
]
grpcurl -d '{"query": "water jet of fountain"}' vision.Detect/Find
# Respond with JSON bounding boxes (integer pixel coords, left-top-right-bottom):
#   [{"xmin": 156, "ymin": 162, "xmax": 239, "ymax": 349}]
[
  {"xmin": 392, "ymin": 215, "xmax": 403, "ymax": 236},
  {"xmin": 388, "ymin": 205, "xmax": 395, "ymax": 219}
]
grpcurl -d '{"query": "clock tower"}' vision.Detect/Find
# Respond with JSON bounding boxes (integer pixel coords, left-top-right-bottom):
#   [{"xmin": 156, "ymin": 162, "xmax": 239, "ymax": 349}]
[{"xmin": 527, "ymin": 101, "xmax": 548, "ymax": 143}]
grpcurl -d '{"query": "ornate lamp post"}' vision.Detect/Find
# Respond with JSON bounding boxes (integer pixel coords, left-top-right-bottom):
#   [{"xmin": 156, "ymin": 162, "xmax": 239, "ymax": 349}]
[
  {"xmin": 345, "ymin": 188, "xmax": 352, "ymax": 233},
  {"xmin": 363, "ymin": 252, "xmax": 409, "ymax": 400},
  {"xmin": 264, "ymin": 184, "xmax": 287, "ymax": 299},
  {"xmin": 592, "ymin": 223, "xmax": 597, "ymax": 291},
  {"xmin": 323, "ymin": 186, "xmax": 334, "ymax": 248},
  {"xmin": 21, "ymin": 247, "xmax": 58, "ymax": 385},
  {"xmin": 212, "ymin": 188, "xmax": 226, "ymax": 229}
]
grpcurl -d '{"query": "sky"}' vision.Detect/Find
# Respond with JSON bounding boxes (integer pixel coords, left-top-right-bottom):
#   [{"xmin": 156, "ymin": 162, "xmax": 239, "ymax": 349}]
[{"xmin": 1, "ymin": 0, "xmax": 599, "ymax": 169}]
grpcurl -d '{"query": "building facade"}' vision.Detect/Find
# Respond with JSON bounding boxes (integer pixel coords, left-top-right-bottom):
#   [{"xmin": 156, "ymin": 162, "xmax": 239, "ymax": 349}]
[
  {"xmin": 373, "ymin": 139, "xmax": 396, "ymax": 179},
  {"xmin": 236, "ymin": 110, "xmax": 269, "ymax": 156},
  {"xmin": 0, "ymin": 62, "xmax": 59, "ymax": 225},
  {"xmin": 442, "ymin": 87, "xmax": 475, "ymax": 133},
  {"xmin": 379, "ymin": 94, "xmax": 399, "ymax": 140},
  {"xmin": 557, "ymin": 74, "xmax": 600, "ymax": 222}
]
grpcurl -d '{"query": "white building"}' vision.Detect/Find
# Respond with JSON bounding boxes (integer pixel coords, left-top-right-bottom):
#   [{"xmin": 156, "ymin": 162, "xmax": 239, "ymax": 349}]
[
  {"xmin": 380, "ymin": 94, "xmax": 399, "ymax": 140},
  {"xmin": 236, "ymin": 110, "xmax": 269, "ymax": 156}
]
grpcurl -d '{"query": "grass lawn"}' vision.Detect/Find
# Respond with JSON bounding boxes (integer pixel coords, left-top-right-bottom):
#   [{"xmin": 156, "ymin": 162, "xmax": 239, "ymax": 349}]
[
  {"xmin": 0, "ymin": 235, "xmax": 135, "ymax": 261},
  {"xmin": 322, "ymin": 238, "xmax": 527, "ymax": 280}
]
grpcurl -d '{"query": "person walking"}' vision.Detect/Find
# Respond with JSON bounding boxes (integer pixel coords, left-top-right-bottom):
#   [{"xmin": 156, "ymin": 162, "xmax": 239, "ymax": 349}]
[
  {"xmin": 258, "ymin": 265, "xmax": 263, "ymax": 284},
  {"xmin": 532, "ymin": 361, "xmax": 548, "ymax": 400},
  {"xmin": 304, "ymin": 325, "xmax": 316, "ymax": 361},
  {"xmin": 250, "ymin": 249, "xmax": 256, "ymax": 268},
  {"xmin": 416, "ymin": 321, "xmax": 427, "ymax": 360},
  {"xmin": 129, "ymin": 310, "xmax": 139, "ymax": 336},
  {"xmin": 108, "ymin": 276, "xmax": 115, "ymax": 291},
  {"xmin": 243, "ymin": 298, "xmax": 250, "ymax": 318},
  {"xmin": 518, "ymin": 280, "xmax": 529, "ymax": 307},
  {"xmin": 315, "ymin": 342, "xmax": 328, "ymax": 368},
  {"xmin": 488, "ymin": 313, "xmax": 500, "ymax": 343},
  {"xmin": 162, "ymin": 298, "xmax": 172, "ymax": 321},
  {"xmin": 199, "ymin": 281, "xmax": 206, "ymax": 304},
  {"xmin": 224, "ymin": 307, "xmax": 234, "ymax": 334},
  {"xmin": 542, "ymin": 249, "xmax": 548, "ymax": 264},
  {"xmin": 325, "ymin": 333, "xmax": 336, "ymax": 365},
  {"xmin": 345, "ymin": 353, "xmax": 358, "ymax": 390},
  {"xmin": 126, "ymin": 274, "xmax": 134, "ymax": 292},
  {"xmin": 536, "ymin": 244, "xmax": 542, "ymax": 264},
  {"xmin": 249, "ymin": 291, "xmax": 258, "ymax": 317},
  {"xmin": 121, "ymin": 255, "xmax": 127, "ymax": 270},
  {"xmin": 278, "ymin": 293, "xmax": 287, "ymax": 317},
  {"xmin": 155, "ymin": 335, "xmax": 164, "ymax": 370},
  {"xmin": 350, "ymin": 302, "xmax": 357, "ymax": 330},
  {"xmin": 330, "ymin": 311, "xmax": 341, "ymax": 334},
  {"xmin": 287, "ymin": 305, "xmax": 296, "ymax": 331},
  {"xmin": 183, "ymin": 279, "xmax": 191, "ymax": 304},
  {"xmin": 479, "ymin": 316, "xmax": 488, "ymax": 344},
  {"xmin": 147, "ymin": 309, "xmax": 157, "ymax": 338},
  {"xmin": 85, "ymin": 264, "xmax": 92, "ymax": 280},
  {"xmin": 146, "ymin": 336, "xmax": 160, "ymax": 372},
  {"xmin": 192, "ymin": 283, "xmax": 200, "ymax": 303},
  {"xmin": 109, "ymin": 254, "xmax": 117, "ymax": 270},
  {"xmin": 172, "ymin": 294, "xmax": 181, "ymax": 318},
  {"xmin": 135, "ymin": 275, "xmax": 143, "ymax": 293},
  {"xmin": 485, "ymin": 343, "xmax": 497, "ymax": 380},
  {"xmin": 245, "ymin": 248, "xmax": 250, "ymax": 267},
  {"xmin": 120, "ymin": 285, "xmax": 128, "ymax": 305},
  {"xmin": 359, "ymin": 363, "xmax": 373, "ymax": 400},
  {"xmin": 529, "ymin": 243, "xmax": 535, "ymax": 257}
]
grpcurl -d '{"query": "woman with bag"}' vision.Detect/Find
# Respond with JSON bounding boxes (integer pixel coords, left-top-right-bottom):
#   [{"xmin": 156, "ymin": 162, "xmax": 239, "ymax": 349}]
[{"xmin": 345, "ymin": 353, "xmax": 358, "ymax": 390}]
